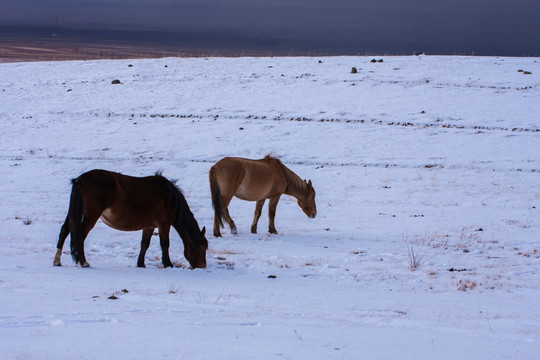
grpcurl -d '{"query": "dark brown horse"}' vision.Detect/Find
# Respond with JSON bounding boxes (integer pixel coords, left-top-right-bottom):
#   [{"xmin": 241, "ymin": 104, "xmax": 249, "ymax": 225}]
[
  {"xmin": 54, "ymin": 170, "xmax": 208, "ymax": 269},
  {"xmin": 209, "ymin": 155, "xmax": 316, "ymax": 237}
]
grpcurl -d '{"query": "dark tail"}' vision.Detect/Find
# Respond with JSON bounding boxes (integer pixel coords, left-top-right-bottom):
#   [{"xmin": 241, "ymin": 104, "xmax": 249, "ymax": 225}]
[
  {"xmin": 68, "ymin": 178, "xmax": 85, "ymax": 264},
  {"xmin": 209, "ymin": 167, "xmax": 224, "ymax": 229}
]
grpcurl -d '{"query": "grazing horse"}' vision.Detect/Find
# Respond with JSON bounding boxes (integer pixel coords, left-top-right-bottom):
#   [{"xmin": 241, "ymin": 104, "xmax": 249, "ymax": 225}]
[
  {"xmin": 54, "ymin": 170, "xmax": 208, "ymax": 269},
  {"xmin": 209, "ymin": 155, "xmax": 316, "ymax": 237}
]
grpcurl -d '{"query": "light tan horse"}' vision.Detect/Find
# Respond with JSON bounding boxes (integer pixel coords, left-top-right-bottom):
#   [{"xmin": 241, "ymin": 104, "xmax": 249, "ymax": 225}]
[{"xmin": 209, "ymin": 155, "xmax": 316, "ymax": 237}]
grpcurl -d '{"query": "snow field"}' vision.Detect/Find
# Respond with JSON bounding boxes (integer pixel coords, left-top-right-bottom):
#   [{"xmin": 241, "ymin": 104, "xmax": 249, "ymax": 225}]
[{"xmin": 0, "ymin": 55, "xmax": 539, "ymax": 359}]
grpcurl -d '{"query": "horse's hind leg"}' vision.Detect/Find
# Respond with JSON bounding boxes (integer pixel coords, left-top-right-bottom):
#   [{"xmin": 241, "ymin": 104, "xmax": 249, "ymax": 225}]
[
  {"xmin": 54, "ymin": 215, "xmax": 70, "ymax": 266},
  {"xmin": 213, "ymin": 214, "xmax": 222, "ymax": 237},
  {"xmin": 137, "ymin": 228, "xmax": 154, "ymax": 268},
  {"xmin": 215, "ymin": 193, "xmax": 237, "ymax": 236},
  {"xmin": 251, "ymin": 200, "xmax": 265, "ymax": 234},
  {"xmin": 73, "ymin": 213, "xmax": 100, "ymax": 267},
  {"xmin": 222, "ymin": 205, "xmax": 238, "ymax": 234}
]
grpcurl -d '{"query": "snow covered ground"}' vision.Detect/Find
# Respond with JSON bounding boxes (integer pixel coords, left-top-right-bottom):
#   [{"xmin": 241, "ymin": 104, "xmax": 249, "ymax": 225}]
[{"xmin": 0, "ymin": 55, "xmax": 539, "ymax": 359}]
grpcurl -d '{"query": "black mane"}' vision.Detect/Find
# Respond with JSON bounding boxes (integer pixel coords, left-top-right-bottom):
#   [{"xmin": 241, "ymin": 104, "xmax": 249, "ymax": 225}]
[{"xmin": 157, "ymin": 173, "xmax": 208, "ymax": 250}]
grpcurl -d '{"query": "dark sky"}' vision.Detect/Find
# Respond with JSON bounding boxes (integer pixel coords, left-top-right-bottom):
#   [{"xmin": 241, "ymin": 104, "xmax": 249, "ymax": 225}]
[{"xmin": 1, "ymin": 0, "xmax": 539, "ymax": 55}]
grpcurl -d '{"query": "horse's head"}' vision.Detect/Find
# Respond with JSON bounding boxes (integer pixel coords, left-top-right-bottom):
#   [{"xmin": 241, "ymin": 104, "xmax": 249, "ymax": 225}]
[
  {"xmin": 298, "ymin": 179, "xmax": 317, "ymax": 219},
  {"xmin": 184, "ymin": 226, "xmax": 208, "ymax": 269}
]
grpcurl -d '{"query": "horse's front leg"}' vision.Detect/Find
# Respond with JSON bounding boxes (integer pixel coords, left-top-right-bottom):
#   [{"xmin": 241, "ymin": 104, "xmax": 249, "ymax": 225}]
[
  {"xmin": 158, "ymin": 227, "xmax": 174, "ymax": 268},
  {"xmin": 137, "ymin": 228, "xmax": 154, "ymax": 268},
  {"xmin": 268, "ymin": 196, "xmax": 281, "ymax": 234},
  {"xmin": 251, "ymin": 199, "xmax": 265, "ymax": 234},
  {"xmin": 54, "ymin": 215, "xmax": 70, "ymax": 266}
]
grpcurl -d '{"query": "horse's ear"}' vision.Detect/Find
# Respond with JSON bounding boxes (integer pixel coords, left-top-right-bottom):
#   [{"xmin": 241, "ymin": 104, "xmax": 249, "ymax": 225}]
[
  {"xmin": 201, "ymin": 226, "xmax": 206, "ymax": 236},
  {"xmin": 308, "ymin": 180, "xmax": 312, "ymax": 186}
]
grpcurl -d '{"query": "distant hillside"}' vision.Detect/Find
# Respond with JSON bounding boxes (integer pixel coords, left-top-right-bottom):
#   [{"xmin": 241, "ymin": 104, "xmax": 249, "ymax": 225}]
[{"xmin": 2, "ymin": 24, "xmax": 538, "ymax": 62}]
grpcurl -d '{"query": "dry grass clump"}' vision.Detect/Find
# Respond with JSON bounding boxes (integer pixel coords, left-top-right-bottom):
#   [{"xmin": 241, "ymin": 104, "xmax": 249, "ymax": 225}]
[
  {"xmin": 407, "ymin": 245, "xmax": 423, "ymax": 271},
  {"xmin": 411, "ymin": 229, "xmax": 483, "ymax": 250},
  {"xmin": 208, "ymin": 247, "xmax": 244, "ymax": 255},
  {"xmin": 457, "ymin": 279, "xmax": 477, "ymax": 291}
]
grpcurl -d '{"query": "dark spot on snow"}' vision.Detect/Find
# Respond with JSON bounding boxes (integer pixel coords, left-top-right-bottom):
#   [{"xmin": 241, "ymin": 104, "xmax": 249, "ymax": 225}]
[
  {"xmin": 448, "ymin": 268, "xmax": 467, "ymax": 272},
  {"xmin": 476, "ymin": 228, "xmax": 484, "ymax": 231},
  {"xmin": 268, "ymin": 275, "xmax": 277, "ymax": 279},
  {"xmin": 111, "ymin": 79, "xmax": 121, "ymax": 84},
  {"xmin": 351, "ymin": 67, "xmax": 357, "ymax": 73},
  {"xmin": 108, "ymin": 295, "xmax": 118, "ymax": 300}
]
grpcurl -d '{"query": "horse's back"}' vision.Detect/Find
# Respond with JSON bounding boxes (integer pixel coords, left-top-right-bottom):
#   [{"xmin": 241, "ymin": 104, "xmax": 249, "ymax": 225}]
[
  {"xmin": 212, "ymin": 156, "xmax": 286, "ymax": 200},
  {"xmin": 78, "ymin": 169, "xmax": 167, "ymax": 195},
  {"xmin": 77, "ymin": 169, "xmax": 117, "ymax": 185},
  {"xmin": 213, "ymin": 156, "xmax": 281, "ymax": 173},
  {"xmin": 76, "ymin": 170, "xmax": 174, "ymax": 230}
]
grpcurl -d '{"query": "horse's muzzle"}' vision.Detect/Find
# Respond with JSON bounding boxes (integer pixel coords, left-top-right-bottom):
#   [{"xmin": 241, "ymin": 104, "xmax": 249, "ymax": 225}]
[{"xmin": 309, "ymin": 213, "xmax": 316, "ymax": 219}]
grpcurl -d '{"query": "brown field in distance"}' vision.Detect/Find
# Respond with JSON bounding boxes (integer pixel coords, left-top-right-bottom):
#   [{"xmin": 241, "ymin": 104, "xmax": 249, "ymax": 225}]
[{"xmin": 0, "ymin": 27, "xmax": 288, "ymax": 63}]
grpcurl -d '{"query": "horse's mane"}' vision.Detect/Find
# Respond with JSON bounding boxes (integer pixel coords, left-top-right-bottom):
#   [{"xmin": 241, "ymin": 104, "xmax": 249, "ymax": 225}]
[
  {"xmin": 156, "ymin": 172, "xmax": 208, "ymax": 250},
  {"xmin": 265, "ymin": 155, "xmax": 311, "ymax": 198}
]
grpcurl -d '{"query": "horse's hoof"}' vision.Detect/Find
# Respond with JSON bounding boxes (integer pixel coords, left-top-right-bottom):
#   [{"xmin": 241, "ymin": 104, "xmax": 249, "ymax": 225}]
[
  {"xmin": 81, "ymin": 261, "xmax": 90, "ymax": 268},
  {"xmin": 137, "ymin": 263, "xmax": 146, "ymax": 268},
  {"xmin": 231, "ymin": 228, "xmax": 238, "ymax": 235},
  {"xmin": 54, "ymin": 249, "xmax": 62, "ymax": 266}
]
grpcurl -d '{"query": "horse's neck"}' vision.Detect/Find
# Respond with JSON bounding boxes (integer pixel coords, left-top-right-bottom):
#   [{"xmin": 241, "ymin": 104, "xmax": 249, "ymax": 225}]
[
  {"xmin": 282, "ymin": 166, "xmax": 307, "ymax": 200},
  {"xmin": 174, "ymin": 212, "xmax": 195, "ymax": 237}
]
